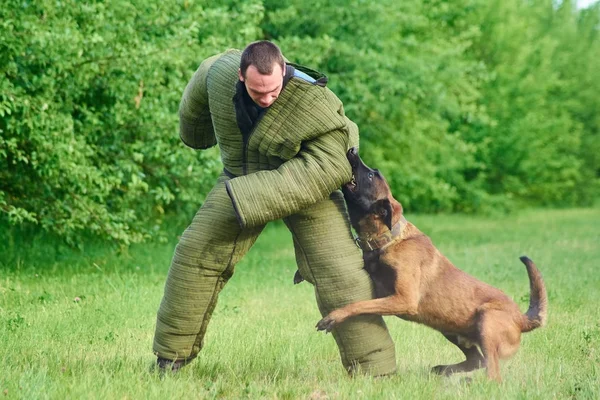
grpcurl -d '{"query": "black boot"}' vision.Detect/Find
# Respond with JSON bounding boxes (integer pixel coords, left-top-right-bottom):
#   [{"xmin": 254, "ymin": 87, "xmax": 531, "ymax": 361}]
[{"xmin": 156, "ymin": 357, "xmax": 187, "ymax": 374}]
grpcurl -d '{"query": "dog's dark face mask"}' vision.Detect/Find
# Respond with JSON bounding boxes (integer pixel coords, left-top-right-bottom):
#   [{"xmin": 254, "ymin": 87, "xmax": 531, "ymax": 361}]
[{"xmin": 342, "ymin": 147, "xmax": 394, "ymax": 231}]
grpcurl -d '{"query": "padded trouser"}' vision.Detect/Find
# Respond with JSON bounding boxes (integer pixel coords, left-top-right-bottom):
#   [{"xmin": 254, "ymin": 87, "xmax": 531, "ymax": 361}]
[{"xmin": 153, "ymin": 174, "xmax": 397, "ymax": 375}]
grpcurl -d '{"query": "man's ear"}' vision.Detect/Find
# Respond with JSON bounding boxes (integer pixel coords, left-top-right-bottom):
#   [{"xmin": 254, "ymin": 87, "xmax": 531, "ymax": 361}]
[
  {"xmin": 238, "ymin": 68, "xmax": 244, "ymax": 82},
  {"xmin": 375, "ymin": 199, "xmax": 393, "ymax": 230}
]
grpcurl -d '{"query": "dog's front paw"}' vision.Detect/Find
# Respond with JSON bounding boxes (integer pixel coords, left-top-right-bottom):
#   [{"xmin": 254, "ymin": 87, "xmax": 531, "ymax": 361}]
[
  {"xmin": 316, "ymin": 310, "xmax": 347, "ymax": 333},
  {"xmin": 316, "ymin": 316, "xmax": 337, "ymax": 333}
]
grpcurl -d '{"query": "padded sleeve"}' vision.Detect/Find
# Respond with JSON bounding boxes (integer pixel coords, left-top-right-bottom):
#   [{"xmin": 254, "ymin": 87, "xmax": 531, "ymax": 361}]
[
  {"xmin": 225, "ymin": 129, "xmax": 352, "ymax": 228},
  {"xmin": 178, "ymin": 53, "xmax": 221, "ymax": 149}
]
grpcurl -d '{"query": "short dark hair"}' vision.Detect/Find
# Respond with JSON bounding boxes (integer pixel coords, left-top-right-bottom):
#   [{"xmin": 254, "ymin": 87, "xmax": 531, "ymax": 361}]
[{"xmin": 240, "ymin": 41, "xmax": 285, "ymax": 78}]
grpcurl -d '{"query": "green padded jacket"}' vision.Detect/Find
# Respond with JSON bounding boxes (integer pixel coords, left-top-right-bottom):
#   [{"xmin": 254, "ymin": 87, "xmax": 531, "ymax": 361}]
[{"xmin": 179, "ymin": 49, "xmax": 359, "ymax": 228}]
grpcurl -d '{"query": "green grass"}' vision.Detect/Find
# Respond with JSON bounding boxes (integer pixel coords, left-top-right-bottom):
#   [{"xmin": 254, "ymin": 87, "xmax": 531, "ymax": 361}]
[{"xmin": 1, "ymin": 208, "xmax": 599, "ymax": 399}]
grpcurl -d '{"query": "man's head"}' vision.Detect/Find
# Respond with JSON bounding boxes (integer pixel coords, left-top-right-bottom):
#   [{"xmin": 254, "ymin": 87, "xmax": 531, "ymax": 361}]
[{"xmin": 239, "ymin": 41, "xmax": 286, "ymax": 108}]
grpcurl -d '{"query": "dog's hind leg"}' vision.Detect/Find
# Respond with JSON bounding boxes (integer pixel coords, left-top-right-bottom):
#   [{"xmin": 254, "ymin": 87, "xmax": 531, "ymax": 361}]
[
  {"xmin": 431, "ymin": 334, "xmax": 484, "ymax": 376},
  {"xmin": 478, "ymin": 310, "xmax": 507, "ymax": 382}
]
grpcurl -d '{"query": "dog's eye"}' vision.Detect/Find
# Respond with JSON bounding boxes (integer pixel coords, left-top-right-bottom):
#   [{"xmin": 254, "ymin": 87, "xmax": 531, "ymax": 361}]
[{"xmin": 368, "ymin": 172, "xmax": 373, "ymax": 180}]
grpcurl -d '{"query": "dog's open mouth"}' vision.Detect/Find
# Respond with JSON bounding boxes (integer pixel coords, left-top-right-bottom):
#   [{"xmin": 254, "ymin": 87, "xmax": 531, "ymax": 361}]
[{"xmin": 345, "ymin": 175, "xmax": 357, "ymax": 192}]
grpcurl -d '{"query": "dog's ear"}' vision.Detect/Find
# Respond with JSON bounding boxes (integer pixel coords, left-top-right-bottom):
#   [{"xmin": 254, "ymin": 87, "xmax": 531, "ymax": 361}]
[{"xmin": 375, "ymin": 199, "xmax": 393, "ymax": 230}]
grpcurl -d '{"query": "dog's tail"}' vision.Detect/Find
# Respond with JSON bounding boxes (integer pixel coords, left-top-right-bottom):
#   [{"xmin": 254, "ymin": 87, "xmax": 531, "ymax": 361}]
[{"xmin": 519, "ymin": 256, "xmax": 548, "ymax": 333}]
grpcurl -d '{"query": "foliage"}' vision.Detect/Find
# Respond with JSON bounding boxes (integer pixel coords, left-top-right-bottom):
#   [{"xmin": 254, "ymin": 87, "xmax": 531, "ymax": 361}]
[
  {"xmin": 264, "ymin": 0, "xmax": 489, "ymax": 212},
  {"xmin": 263, "ymin": 0, "xmax": 600, "ymax": 212},
  {"xmin": 1, "ymin": 0, "xmax": 599, "ymax": 244},
  {"xmin": 0, "ymin": 0, "xmax": 264, "ymax": 244},
  {"xmin": 468, "ymin": 0, "xmax": 600, "ymax": 207}
]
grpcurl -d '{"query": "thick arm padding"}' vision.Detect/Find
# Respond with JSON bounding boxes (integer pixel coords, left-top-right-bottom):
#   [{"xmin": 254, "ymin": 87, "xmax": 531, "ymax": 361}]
[
  {"xmin": 225, "ymin": 129, "xmax": 352, "ymax": 228},
  {"xmin": 178, "ymin": 53, "xmax": 222, "ymax": 149}
]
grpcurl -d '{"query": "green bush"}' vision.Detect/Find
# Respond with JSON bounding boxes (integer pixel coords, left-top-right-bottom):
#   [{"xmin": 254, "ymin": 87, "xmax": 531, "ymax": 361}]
[
  {"xmin": 264, "ymin": 0, "xmax": 600, "ymax": 212},
  {"xmin": 2, "ymin": 0, "xmax": 599, "ymax": 245},
  {"xmin": 469, "ymin": 0, "xmax": 600, "ymax": 207},
  {"xmin": 0, "ymin": 0, "xmax": 266, "ymax": 244}
]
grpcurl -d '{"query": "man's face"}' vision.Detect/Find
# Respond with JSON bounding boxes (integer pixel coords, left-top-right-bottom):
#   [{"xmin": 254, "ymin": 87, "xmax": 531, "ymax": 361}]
[{"xmin": 239, "ymin": 63, "xmax": 285, "ymax": 108}]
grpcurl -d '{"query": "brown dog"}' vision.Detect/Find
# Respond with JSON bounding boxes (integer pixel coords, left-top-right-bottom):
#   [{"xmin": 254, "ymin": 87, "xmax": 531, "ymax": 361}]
[{"xmin": 314, "ymin": 148, "xmax": 548, "ymax": 381}]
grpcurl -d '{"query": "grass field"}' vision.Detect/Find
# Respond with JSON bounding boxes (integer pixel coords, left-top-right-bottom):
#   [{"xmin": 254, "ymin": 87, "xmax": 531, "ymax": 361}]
[{"xmin": 1, "ymin": 207, "xmax": 599, "ymax": 399}]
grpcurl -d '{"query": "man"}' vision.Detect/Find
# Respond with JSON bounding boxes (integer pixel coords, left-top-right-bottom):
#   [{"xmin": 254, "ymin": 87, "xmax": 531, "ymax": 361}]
[{"xmin": 154, "ymin": 41, "xmax": 396, "ymax": 376}]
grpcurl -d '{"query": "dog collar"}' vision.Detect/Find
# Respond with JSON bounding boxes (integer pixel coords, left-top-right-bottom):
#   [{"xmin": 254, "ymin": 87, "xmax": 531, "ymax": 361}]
[{"xmin": 355, "ymin": 216, "xmax": 408, "ymax": 252}]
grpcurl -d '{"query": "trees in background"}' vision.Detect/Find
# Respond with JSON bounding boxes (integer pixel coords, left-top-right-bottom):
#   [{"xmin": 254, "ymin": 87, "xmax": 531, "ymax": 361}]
[
  {"xmin": 264, "ymin": 0, "xmax": 600, "ymax": 212},
  {"xmin": 1, "ymin": 0, "xmax": 599, "ymax": 244},
  {"xmin": 468, "ymin": 0, "xmax": 600, "ymax": 207},
  {"xmin": 0, "ymin": 0, "xmax": 263, "ymax": 244}
]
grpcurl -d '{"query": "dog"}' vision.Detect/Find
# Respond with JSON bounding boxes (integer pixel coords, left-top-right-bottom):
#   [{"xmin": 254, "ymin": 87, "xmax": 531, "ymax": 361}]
[{"xmin": 298, "ymin": 147, "xmax": 548, "ymax": 381}]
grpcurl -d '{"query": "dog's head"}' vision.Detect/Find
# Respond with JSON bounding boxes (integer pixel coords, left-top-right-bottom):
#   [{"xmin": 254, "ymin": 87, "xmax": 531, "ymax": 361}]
[{"xmin": 342, "ymin": 147, "xmax": 402, "ymax": 232}]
